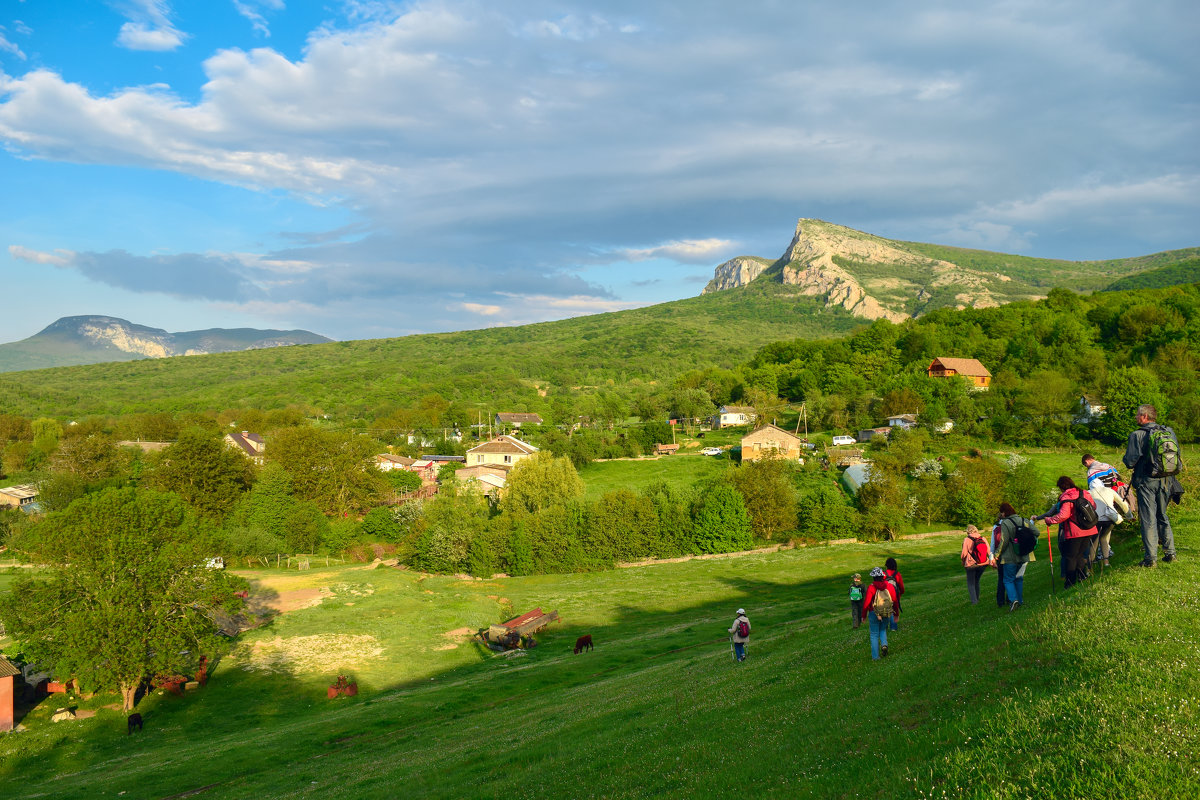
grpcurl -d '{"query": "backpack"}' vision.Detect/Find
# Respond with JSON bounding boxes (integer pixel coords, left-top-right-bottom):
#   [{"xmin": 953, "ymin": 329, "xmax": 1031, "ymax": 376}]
[
  {"xmin": 1148, "ymin": 425, "xmax": 1182, "ymax": 478},
  {"xmin": 1011, "ymin": 517, "xmax": 1039, "ymax": 557},
  {"xmin": 971, "ymin": 537, "xmax": 989, "ymax": 565},
  {"xmin": 870, "ymin": 586, "xmax": 894, "ymax": 619},
  {"xmin": 1072, "ymin": 491, "xmax": 1099, "ymax": 529},
  {"xmin": 737, "ymin": 619, "xmax": 750, "ymax": 638},
  {"xmin": 849, "ymin": 585, "xmax": 864, "ymax": 601}
]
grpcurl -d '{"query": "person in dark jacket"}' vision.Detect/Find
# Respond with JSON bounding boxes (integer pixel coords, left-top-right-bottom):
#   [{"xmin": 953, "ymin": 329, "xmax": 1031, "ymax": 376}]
[
  {"xmin": 1034, "ymin": 476, "xmax": 1098, "ymax": 587},
  {"xmin": 995, "ymin": 503, "xmax": 1032, "ymax": 610},
  {"xmin": 862, "ymin": 567, "xmax": 898, "ymax": 660},
  {"xmin": 1123, "ymin": 404, "xmax": 1177, "ymax": 567},
  {"xmin": 849, "ymin": 574, "xmax": 865, "ymax": 628}
]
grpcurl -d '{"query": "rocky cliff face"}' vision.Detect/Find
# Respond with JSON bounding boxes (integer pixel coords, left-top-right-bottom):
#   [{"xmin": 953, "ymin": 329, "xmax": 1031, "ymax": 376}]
[{"xmin": 701, "ymin": 218, "xmax": 1021, "ymax": 321}]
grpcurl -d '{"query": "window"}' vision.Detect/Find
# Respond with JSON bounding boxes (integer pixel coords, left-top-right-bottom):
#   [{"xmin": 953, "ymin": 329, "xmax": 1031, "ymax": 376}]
[{"xmin": 504, "ymin": 455, "xmax": 512, "ymax": 463}]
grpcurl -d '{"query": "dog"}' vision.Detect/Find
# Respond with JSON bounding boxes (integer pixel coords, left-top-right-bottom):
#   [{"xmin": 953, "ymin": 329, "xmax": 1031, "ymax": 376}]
[
  {"xmin": 127, "ymin": 713, "xmax": 143, "ymax": 734},
  {"xmin": 573, "ymin": 634, "xmax": 593, "ymax": 654}
]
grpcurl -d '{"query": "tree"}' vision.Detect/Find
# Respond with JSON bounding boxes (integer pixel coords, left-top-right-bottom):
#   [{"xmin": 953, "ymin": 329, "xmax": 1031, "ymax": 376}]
[
  {"xmin": 796, "ymin": 485, "xmax": 860, "ymax": 541},
  {"xmin": 691, "ymin": 483, "xmax": 753, "ymax": 553},
  {"xmin": 726, "ymin": 457, "xmax": 798, "ymax": 540},
  {"xmin": 269, "ymin": 426, "xmax": 387, "ymax": 515},
  {"xmin": 584, "ymin": 489, "xmax": 659, "ymax": 562},
  {"xmin": 49, "ymin": 434, "xmax": 132, "ymax": 482},
  {"xmin": 0, "ymin": 488, "xmax": 243, "ymax": 711},
  {"xmin": 500, "ymin": 452, "xmax": 584, "ymax": 514},
  {"xmin": 1097, "ymin": 366, "xmax": 1167, "ymax": 444},
  {"xmin": 148, "ymin": 429, "xmax": 256, "ymax": 519}
]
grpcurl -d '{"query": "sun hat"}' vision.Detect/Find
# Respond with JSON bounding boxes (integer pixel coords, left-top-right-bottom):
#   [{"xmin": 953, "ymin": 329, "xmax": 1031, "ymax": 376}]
[
  {"xmin": 736, "ymin": 608, "xmax": 745, "ymax": 615},
  {"xmin": 870, "ymin": 567, "xmax": 884, "ymax": 578}
]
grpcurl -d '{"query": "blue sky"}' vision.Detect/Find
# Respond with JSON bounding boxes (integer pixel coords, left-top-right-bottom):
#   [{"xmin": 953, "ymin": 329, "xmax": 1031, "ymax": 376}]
[{"xmin": 1, "ymin": 1, "xmax": 1197, "ymax": 343}]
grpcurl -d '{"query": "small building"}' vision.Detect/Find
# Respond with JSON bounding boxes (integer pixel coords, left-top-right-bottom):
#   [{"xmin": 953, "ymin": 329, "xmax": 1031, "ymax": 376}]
[
  {"xmin": 886, "ymin": 414, "xmax": 918, "ymax": 430},
  {"xmin": 0, "ymin": 655, "xmax": 18, "ymax": 732},
  {"xmin": 857, "ymin": 427, "xmax": 891, "ymax": 443},
  {"xmin": 0, "ymin": 485, "xmax": 38, "ymax": 510},
  {"xmin": 740, "ymin": 424, "xmax": 803, "ymax": 462},
  {"xmin": 927, "ymin": 357, "xmax": 991, "ymax": 390},
  {"xmin": 224, "ymin": 431, "xmax": 266, "ymax": 465},
  {"xmin": 455, "ymin": 465, "xmax": 508, "ymax": 497},
  {"xmin": 841, "ymin": 463, "xmax": 872, "ymax": 496},
  {"xmin": 709, "ymin": 405, "xmax": 756, "ymax": 430},
  {"xmin": 375, "ymin": 454, "xmax": 415, "ymax": 472},
  {"xmin": 465, "ymin": 435, "xmax": 538, "ymax": 469},
  {"xmin": 495, "ymin": 412, "xmax": 543, "ymax": 429},
  {"xmin": 422, "ymin": 454, "xmax": 466, "ymax": 464},
  {"xmin": 1078, "ymin": 394, "xmax": 1106, "ymax": 423}
]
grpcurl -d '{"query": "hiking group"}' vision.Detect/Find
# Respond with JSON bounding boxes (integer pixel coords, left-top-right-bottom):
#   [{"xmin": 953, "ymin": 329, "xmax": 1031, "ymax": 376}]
[
  {"xmin": 848, "ymin": 559, "xmax": 903, "ymax": 661},
  {"xmin": 960, "ymin": 403, "xmax": 1182, "ymax": 609}
]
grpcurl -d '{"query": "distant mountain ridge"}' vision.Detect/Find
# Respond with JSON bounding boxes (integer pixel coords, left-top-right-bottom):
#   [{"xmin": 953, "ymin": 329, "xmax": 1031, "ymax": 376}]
[
  {"xmin": 0, "ymin": 315, "xmax": 332, "ymax": 373},
  {"xmin": 703, "ymin": 218, "xmax": 1200, "ymax": 322}
]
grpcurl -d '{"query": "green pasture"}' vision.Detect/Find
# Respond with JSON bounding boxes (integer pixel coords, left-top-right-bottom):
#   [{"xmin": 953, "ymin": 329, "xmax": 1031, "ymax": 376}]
[
  {"xmin": 578, "ymin": 448, "xmax": 732, "ymax": 500},
  {"xmin": 1, "ymin": 485, "xmax": 1195, "ymax": 798}
]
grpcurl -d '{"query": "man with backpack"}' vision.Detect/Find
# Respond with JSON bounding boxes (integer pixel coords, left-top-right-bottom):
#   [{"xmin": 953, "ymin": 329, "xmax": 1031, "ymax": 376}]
[
  {"xmin": 995, "ymin": 503, "xmax": 1035, "ymax": 610},
  {"xmin": 862, "ymin": 567, "xmax": 898, "ymax": 660},
  {"xmin": 1122, "ymin": 404, "xmax": 1179, "ymax": 567},
  {"xmin": 728, "ymin": 608, "xmax": 751, "ymax": 662}
]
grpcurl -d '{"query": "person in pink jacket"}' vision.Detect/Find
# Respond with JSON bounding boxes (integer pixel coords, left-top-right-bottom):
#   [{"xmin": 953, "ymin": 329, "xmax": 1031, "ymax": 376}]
[{"xmin": 1034, "ymin": 476, "xmax": 1099, "ymax": 587}]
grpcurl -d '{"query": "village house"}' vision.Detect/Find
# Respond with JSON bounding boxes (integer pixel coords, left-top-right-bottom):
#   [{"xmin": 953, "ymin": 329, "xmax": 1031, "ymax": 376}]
[
  {"xmin": 465, "ymin": 435, "xmax": 538, "ymax": 469},
  {"xmin": 886, "ymin": 413, "xmax": 918, "ymax": 430},
  {"xmin": 0, "ymin": 484, "xmax": 39, "ymax": 510},
  {"xmin": 374, "ymin": 454, "xmax": 437, "ymax": 483},
  {"xmin": 454, "ymin": 464, "xmax": 509, "ymax": 497},
  {"xmin": 740, "ymin": 424, "xmax": 804, "ymax": 462},
  {"xmin": 926, "ymin": 357, "xmax": 991, "ymax": 390},
  {"xmin": 495, "ymin": 412, "xmax": 543, "ymax": 430},
  {"xmin": 856, "ymin": 427, "xmax": 891, "ymax": 443},
  {"xmin": 1077, "ymin": 394, "xmax": 1106, "ymax": 423},
  {"xmin": 709, "ymin": 405, "xmax": 756, "ymax": 430},
  {"xmin": 224, "ymin": 431, "xmax": 266, "ymax": 465}
]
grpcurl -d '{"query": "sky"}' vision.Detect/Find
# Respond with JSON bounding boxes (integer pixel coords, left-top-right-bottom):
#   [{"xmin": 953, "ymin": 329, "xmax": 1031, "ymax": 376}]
[{"xmin": 0, "ymin": 1, "xmax": 1197, "ymax": 343}]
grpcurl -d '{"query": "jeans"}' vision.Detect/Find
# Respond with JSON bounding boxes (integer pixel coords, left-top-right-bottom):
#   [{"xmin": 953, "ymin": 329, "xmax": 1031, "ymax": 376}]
[
  {"xmin": 733, "ymin": 641, "xmax": 745, "ymax": 661},
  {"xmin": 868, "ymin": 613, "xmax": 889, "ymax": 659},
  {"xmin": 1001, "ymin": 562, "xmax": 1024, "ymax": 605},
  {"xmin": 1135, "ymin": 478, "xmax": 1176, "ymax": 563},
  {"xmin": 966, "ymin": 566, "xmax": 986, "ymax": 604}
]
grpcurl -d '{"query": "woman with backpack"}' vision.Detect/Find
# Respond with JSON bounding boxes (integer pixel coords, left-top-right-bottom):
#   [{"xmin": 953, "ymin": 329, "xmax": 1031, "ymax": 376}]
[
  {"xmin": 995, "ymin": 503, "xmax": 1034, "ymax": 610},
  {"xmin": 960, "ymin": 524, "xmax": 990, "ymax": 605},
  {"xmin": 1034, "ymin": 476, "xmax": 1099, "ymax": 587},
  {"xmin": 884, "ymin": 557, "xmax": 904, "ymax": 631},
  {"xmin": 862, "ymin": 567, "xmax": 898, "ymax": 660}
]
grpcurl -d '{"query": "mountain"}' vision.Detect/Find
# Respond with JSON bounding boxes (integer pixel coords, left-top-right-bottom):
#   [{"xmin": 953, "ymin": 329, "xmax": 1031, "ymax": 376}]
[
  {"xmin": 0, "ymin": 315, "xmax": 332, "ymax": 373},
  {"xmin": 703, "ymin": 218, "xmax": 1200, "ymax": 322},
  {"xmin": 1104, "ymin": 258, "xmax": 1200, "ymax": 291}
]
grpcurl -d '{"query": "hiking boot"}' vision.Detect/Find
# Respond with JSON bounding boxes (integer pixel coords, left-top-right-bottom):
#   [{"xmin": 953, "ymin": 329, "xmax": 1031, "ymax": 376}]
[
  {"xmin": 1009, "ymin": 601, "xmax": 1021, "ymax": 612},
  {"xmin": 880, "ymin": 645, "xmax": 888, "ymax": 657},
  {"xmin": 1138, "ymin": 559, "xmax": 1156, "ymax": 568},
  {"xmin": 1164, "ymin": 554, "xmax": 1176, "ymax": 563}
]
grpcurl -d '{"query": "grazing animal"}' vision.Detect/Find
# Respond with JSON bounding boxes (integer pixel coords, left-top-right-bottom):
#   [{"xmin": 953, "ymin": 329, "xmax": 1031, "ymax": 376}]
[
  {"xmin": 573, "ymin": 635, "xmax": 593, "ymax": 654},
  {"xmin": 127, "ymin": 713, "xmax": 143, "ymax": 734}
]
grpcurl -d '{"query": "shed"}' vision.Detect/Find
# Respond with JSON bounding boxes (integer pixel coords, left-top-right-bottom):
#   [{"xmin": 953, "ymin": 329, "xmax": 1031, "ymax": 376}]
[
  {"xmin": 0, "ymin": 656, "xmax": 19, "ymax": 732},
  {"xmin": 841, "ymin": 463, "xmax": 872, "ymax": 496}
]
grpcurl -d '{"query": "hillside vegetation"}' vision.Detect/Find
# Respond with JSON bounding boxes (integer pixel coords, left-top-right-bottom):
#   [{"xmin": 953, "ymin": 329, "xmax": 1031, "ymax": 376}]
[
  {"xmin": 0, "ymin": 480, "xmax": 1194, "ymax": 798},
  {"xmin": 1104, "ymin": 258, "xmax": 1200, "ymax": 291}
]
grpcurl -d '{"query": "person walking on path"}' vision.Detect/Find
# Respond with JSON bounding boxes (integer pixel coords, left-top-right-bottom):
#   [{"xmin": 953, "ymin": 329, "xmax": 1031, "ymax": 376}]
[
  {"xmin": 995, "ymin": 503, "xmax": 1032, "ymax": 610},
  {"xmin": 1087, "ymin": 475, "xmax": 1124, "ymax": 569},
  {"xmin": 728, "ymin": 608, "xmax": 751, "ymax": 662},
  {"xmin": 849, "ymin": 574, "xmax": 865, "ymax": 629},
  {"xmin": 884, "ymin": 558, "xmax": 904, "ymax": 631},
  {"xmin": 862, "ymin": 567, "xmax": 898, "ymax": 660},
  {"xmin": 1034, "ymin": 477, "xmax": 1099, "ymax": 587},
  {"xmin": 992, "ymin": 519, "xmax": 1009, "ymax": 608},
  {"xmin": 1082, "ymin": 453, "xmax": 1134, "ymax": 517},
  {"xmin": 1123, "ymin": 404, "xmax": 1178, "ymax": 567},
  {"xmin": 960, "ymin": 524, "xmax": 990, "ymax": 605}
]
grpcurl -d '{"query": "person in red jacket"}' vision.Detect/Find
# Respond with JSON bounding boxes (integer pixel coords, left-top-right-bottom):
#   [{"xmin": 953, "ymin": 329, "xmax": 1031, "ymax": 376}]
[
  {"xmin": 1034, "ymin": 476, "xmax": 1099, "ymax": 587},
  {"xmin": 884, "ymin": 557, "xmax": 904, "ymax": 631},
  {"xmin": 862, "ymin": 567, "xmax": 899, "ymax": 660}
]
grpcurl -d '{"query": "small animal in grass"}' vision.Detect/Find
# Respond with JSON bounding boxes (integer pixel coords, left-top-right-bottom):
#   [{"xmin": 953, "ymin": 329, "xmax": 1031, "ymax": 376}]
[
  {"xmin": 573, "ymin": 634, "xmax": 593, "ymax": 654},
  {"xmin": 127, "ymin": 713, "xmax": 143, "ymax": 734}
]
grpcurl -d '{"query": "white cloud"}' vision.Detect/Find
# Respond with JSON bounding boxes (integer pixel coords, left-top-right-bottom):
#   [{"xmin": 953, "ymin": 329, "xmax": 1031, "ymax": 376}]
[
  {"xmin": 233, "ymin": 0, "xmax": 285, "ymax": 37},
  {"xmin": 980, "ymin": 175, "xmax": 1200, "ymax": 224},
  {"xmin": 9, "ymin": 245, "xmax": 75, "ymax": 265},
  {"xmin": 0, "ymin": 29, "xmax": 27, "ymax": 60},
  {"xmin": 115, "ymin": 1, "xmax": 187, "ymax": 51},
  {"xmin": 454, "ymin": 302, "xmax": 502, "ymax": 315},
  {"xmin": 619, "ymin": 238, "xmax": 737, "ymax": 263}
]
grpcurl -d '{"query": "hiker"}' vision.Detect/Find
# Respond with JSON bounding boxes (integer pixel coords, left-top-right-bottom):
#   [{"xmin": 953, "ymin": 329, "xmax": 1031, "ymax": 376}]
[
  {"xmin": 991, "ymin": 519, "xmax": 1008, "ymax": 607},
  {"xmin": 884, "ymin": 558, "xmax": 904, "ymax": 631},
  {"xmin": 995, "ymin": 503, "xmax": 1033, "ymax": 610},
  {"xmin": 1034, "ymin": 476, "xmax": 1098, "ymax": 587},
  {"xmin": 728, "ymin": 608, "xmax": 751, "ymax": 662},
  {"xmin": 1087, "ymin": 475, "xmax": 1124, "ymax": 569},
  {"xmin": 849, "ymin": 573, "xmax": 865, "ymax": 628},
  {"xmin": 1082, "ymin": 453, "xmax": 1134, "ymax": 517},
  {"xmin": 1122, "ymin": 404, "xmax": 1179, "ymax": 567},
  {"xmin": 862, "ymin": 567, "xmax": 898, "ymax": 660},
  {"xmin": 960, "ymin": 524, "xmax": 990, "ymax": 605}
]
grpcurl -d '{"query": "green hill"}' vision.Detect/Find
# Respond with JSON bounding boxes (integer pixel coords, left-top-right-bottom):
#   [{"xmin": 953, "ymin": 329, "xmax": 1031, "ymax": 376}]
[
  {"xmin": 0, "ymin": 474, "xmax": 1194, "ymax": 798},
  {"xmin": 0, "ymin": 282, "xmax": 864, "ymax": 418},
  {"xmin": 1104, "ymin": 258, "xmax": 1200, "ymax": 291}
]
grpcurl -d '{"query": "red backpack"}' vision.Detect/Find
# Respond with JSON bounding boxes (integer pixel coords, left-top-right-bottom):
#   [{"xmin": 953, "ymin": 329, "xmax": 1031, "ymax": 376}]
[
  {"xmin": 737, "ymin": 619, "xmax": 750, "ymax": 638},
  {"xmin": 971, "ymin": 536, "xmax": 989, "ymax": 565}
]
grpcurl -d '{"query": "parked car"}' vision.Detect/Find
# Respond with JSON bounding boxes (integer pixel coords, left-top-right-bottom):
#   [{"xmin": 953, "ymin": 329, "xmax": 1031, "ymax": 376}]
[{"xmin": 701, "ymin": 447, "xmax": 722, "ymax": 456}]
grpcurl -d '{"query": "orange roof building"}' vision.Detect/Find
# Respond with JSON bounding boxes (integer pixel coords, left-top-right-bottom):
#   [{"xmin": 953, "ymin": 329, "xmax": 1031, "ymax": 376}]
[{"xmin": 927, "ymin": 357, "xmax": 991, "ymax": 389}]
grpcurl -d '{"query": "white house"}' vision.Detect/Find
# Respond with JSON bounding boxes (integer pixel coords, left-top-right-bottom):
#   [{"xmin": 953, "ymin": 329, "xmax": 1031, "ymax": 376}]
[
  {"xmin": 886, "ymin": 414, "xmax": 918, "ymax": 430},
  {"xmin": 709, "ymin": 405, "xmax": 756, "ymax": 430}
]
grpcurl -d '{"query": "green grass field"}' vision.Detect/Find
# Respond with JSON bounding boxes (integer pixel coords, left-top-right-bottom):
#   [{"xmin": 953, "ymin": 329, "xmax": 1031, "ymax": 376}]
[{"xmin": 1, "ymin": 469, "xmax": 1194, "ymax": 798}]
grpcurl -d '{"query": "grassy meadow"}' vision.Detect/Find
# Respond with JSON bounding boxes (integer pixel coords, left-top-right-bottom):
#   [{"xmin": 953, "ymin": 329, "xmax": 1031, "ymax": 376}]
[{"xmin": 0, "ymin": 452, "xmax": 1194, "ymax": 798}]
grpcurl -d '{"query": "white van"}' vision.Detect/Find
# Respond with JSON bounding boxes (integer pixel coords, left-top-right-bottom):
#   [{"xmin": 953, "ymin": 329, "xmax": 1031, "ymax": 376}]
[{"xmin": 831, "ymin": 435, "xmax": 856, "ymax": 447}]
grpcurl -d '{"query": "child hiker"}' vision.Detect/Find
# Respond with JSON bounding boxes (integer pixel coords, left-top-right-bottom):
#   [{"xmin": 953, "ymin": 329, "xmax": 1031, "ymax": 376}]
[{"xmin": 849, "ymin": 573, "xmax": 865, "ymax": 628}]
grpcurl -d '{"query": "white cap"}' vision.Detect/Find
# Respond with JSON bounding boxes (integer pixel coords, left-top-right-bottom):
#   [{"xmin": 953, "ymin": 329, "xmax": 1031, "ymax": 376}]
[{"xmin": 736, "ymin": 608, "xmax": 745, "ymax": 615}]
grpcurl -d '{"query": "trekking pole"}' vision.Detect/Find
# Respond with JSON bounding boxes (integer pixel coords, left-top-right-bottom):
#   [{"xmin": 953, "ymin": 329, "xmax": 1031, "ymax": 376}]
[
  {"xmin": 729, "ymin": 637, "xmax": 735, "ymax": 662},
  {"xmin": 1046, "ymin": 521, "xmax": 1056, "ymax": 598}
]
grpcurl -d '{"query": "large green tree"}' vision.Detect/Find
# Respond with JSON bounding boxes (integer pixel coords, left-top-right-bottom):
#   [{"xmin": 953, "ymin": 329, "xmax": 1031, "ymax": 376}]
[
  {"xmin": 726, "ymin": 457, "xmax": 798, "ymax": 540},
  {"xmin": 148, "ymin": 429, "xmax": 256, "ymax": 519},
  {"xmin": 500, "ymin": 452, "xmax": 584, "ymax": 514},
  {"xmin": 269, "ymin": 426, "xmax": 386, "ymax": 515},
  {"xmin": 0, "ymin": 488, "xmax": 243, "ymax": 711}
]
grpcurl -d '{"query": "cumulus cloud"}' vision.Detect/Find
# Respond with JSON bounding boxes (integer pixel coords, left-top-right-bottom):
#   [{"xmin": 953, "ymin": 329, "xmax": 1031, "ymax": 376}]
[
  {"xmin": 0, "ymin": 1, "xmax": 1197, "ymax": 335},
  {"xmin": 115, "ymin": 1, "xmax": 187, "ymax": 51}
]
